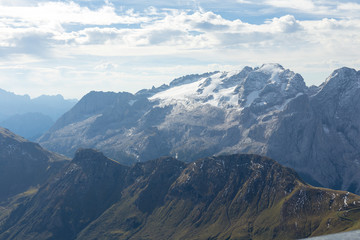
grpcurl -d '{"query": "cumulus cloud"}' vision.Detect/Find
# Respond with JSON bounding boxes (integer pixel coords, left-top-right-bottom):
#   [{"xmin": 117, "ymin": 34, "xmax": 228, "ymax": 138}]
[
  {"xmin": 0, "ymin": 0, "xmax": 360, "ymax": 98},
  {"xmin": 1, "ymin": 1, "xmax": 359, "ymax": 53},
  {"xmin": 266, "ymin": 15, "xmax": 302, "ymax": 33},
  {"xmin": 0, "ymin": 2, "xmax": 149, "ymax": 25}
]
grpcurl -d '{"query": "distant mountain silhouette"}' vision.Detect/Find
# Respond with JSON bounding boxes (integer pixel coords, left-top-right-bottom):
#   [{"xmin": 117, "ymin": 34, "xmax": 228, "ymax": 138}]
[
  {"xmin": 0, "ymin": 112, "xmax": 54, "ymax": 140},
  {"xmin": 0, "ymin": 89, "xmax": 77, "ymax": 139}
]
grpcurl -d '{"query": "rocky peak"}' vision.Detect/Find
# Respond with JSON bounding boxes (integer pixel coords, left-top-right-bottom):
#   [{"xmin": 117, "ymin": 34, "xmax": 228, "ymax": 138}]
[
  {"xmin": 236, "ymin": 64, "xmax": 307, "ymax": 110},
  {"xmin": 257, "ymin": 63, "xmax": 285, "ymax": 73},
  {"xmin": 321, "ymin": 67, "xmax": 359, "ymax": 91},
  {"xmin": 72, "ymin": 148, "xmax": 108, "ymax": 164},
  {"xmin": 326, "ymin": 67, "xmax": 359, "ymax": 82},
  {"xmin": 255, "ymin": 63, "xmax": 306, "ymax": 92},
  {"xmin": 319, "ymin": 67, "xmax": 360, "ymax": 94},
  {"xmin": 312, "ymin": 67, "xmax": 360, "ymax": 112},
  {"xmin": 72, "ymin": 91, "xmax": 134, "ymax": 115},
  {"xmin": 41, "ymin": 91, "xmax": 138, "ymax": 135},
  {"xmin": 71, "ymin": 148, "xmax": 125, "ymax": 176}
]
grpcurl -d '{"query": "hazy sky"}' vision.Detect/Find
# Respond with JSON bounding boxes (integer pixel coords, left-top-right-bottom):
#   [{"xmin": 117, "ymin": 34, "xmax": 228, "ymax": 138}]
[{"xmin": 0, "ymin": 0, "xmax": 360, "ymax": 99}]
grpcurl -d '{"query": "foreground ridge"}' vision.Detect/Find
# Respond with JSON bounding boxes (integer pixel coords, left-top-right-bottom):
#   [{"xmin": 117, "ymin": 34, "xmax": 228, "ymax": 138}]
[{"xmin": 1, "ymin": 150, "xmax": 360, "ymax": 240}]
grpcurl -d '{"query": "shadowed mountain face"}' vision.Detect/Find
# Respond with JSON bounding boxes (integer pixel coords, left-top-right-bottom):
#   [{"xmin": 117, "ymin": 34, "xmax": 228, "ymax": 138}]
[
  {"xmin": 0, "ymin": 127, "xmax": 69, "ymax": 202},
  {"xmin": 38, "ymin": 64, "xmax": 360, "ymax": 194},
  {"xmin": 1, "ymin": 150, "xmax": 360, "ymax": 240},
  {"xmin": 0, "ymin": 149, "xmax": 129, "ymax": 240}
]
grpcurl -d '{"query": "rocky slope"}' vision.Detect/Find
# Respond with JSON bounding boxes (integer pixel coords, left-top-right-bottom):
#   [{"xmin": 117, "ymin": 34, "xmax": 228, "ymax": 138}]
[
  {"xmin": 1, "ymin": 150, "xmax": 360, "ymax": 240},
  {"xmin": 38, "ymin": 64, "xmax": 360, "ymax": 194},
  {"xmin": 0, "ymin": 149, "xmax": 128, "ymax": 240},
  {"xmin": 0, "ymin": 127, "xmax": 69, "ymax": 202}
]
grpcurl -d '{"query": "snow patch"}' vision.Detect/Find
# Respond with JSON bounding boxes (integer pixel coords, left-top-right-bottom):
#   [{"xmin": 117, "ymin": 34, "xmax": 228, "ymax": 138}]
[
  {"xmin": 150, "ymin": 80, "xmax": 203, "ymax": 101},
  {"xmin": 275, "ymin": 93, "xmax": 304, "ymax": 111},
  {"xmin": 128, "ymin": 100, "xmax": 137, "ymax": 106},
  {"xmin": 245, "ymin": 90, "xmax": 260, "ymax": 107},
  {"xmin": 344, "ymin": 192, "xmax": 349, "ymax": 207},
  {"xmin": 150, "ymin": 71, "xmax": 242, "ymax": 108},
  {"xmin": 323, "ymin": 125, "xmax": 330, "ymax": 134},
  {"xmin": 258, "ymin": 63, "xmax": 284, "ymax": 81}
]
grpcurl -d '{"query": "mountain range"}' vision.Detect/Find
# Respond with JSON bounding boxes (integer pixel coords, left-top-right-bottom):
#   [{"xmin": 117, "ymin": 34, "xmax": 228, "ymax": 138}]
[
  {"xmin": 38, "ymin": 64, "xmax": 360, "ymax": 195},
  {"xmin": 0, "ymin": 89, "xmax": 77, "ymax": 140}
]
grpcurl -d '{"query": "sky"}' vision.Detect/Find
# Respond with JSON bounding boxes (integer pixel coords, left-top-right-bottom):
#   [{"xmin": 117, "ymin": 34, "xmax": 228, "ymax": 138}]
[{"xmin": 0, "ymin": 0, "xmax": 360, "ymax": 99}]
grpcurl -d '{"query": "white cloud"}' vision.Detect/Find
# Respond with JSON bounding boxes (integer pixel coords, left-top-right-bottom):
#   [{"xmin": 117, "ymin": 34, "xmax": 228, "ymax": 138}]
[
  {"xmin": 0, "ymin": 2, "xmax": 149, "ymax": 26},
  {"xmin": 264, "ymin": 0, "xmax": 316, "ymax": 11},
  {"xmin": 1, "ymin": 1, "xmax": 359, "ymax": 53},
  {"xmin": 95, "ymin": 62, "xmax": 118, "ymax": 71},
  {"xmin": 252, "ymin": 0, "xmax": 360, "ymax": 17},
  {"xmin": 0, "ymin": 1, "xmax": 360, "ymax": 98},
  {"xmin": 236, "ymin": 0, "xmax": 252, "ymax": 3},
  {"xmin": 337, "ymin": 2, "xmax": 360, "ymax": 11}
]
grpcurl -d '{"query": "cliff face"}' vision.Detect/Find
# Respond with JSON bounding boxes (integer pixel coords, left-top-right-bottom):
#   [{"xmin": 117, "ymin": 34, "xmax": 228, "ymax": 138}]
[
  {"xmin": 266, "ymin": 67, "xmax": 360, "ymax": 192},
  {"xmin": 2, "ymin": 151, "xmax": 360, "ymax": 240}
]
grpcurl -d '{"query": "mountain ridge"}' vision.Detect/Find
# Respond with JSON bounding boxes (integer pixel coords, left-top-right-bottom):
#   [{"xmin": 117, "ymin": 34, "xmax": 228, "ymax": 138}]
[
  {"xmin": 0, "ymin": 89, "xmax": 77, "ymax": 121},
  {"xmin": 0, "ymin": 127, "xmax": 69, "ymax": 203},
  {"xmin": 0, "ymin": 89, "xmax": 77, "ymax": 139},
  {"xmin": 2, "ymin": 149, "xmax": 360, "ymax": 240}
]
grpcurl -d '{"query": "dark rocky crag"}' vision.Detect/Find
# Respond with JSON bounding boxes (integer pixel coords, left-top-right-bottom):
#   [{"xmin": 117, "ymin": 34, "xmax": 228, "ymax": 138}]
[{"xmin": 2, "ymin": 150, "xmax": 360, "ymax": 240}]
